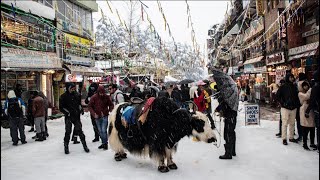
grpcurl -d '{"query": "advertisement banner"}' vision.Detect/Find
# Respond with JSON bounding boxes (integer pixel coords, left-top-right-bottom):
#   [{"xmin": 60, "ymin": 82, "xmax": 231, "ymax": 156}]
[
  {"xmin": 256, "ymin": 0, "xmax": 264, "ymax": 16},
  {"xmin": 65, "ymin": 73, "xmax": 83, "ymax": 82},
  {"xmin": 244, "ymin": 64, "xmax": 254, "ymax": 73},
  {"xmin": 1, "ymin": 47, "xmax": 61, "ymax": 69},
  {"xmin": 245, "ymin": 104, "xmax": 260, "ymax": 125},
  {"xmin": 275, "ymin": 70, "xmax": 286, "ymax": 84}
]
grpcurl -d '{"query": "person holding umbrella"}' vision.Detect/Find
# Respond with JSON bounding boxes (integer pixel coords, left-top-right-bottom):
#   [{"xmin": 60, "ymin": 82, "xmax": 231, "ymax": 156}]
[{"xmin": 210, "ymin": 68, "xmax": 239, "ymax": 160}]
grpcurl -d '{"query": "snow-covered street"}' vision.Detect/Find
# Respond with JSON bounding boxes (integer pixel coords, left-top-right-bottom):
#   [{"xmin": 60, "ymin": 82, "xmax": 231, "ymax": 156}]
[{"xmin": 1, "ymin": 102, "xmax": 319, "ymax": 180}]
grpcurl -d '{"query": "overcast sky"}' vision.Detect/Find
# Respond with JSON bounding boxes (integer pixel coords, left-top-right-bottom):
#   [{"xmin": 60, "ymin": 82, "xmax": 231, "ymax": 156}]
[{"xmin": 93, "ymin": 1, "xmax": 228, "ymax": 55}]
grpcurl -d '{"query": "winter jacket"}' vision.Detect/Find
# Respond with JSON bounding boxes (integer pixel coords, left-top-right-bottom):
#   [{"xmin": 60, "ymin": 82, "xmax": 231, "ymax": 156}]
[
  {"xmin": 306, "ymin": 69, "xmax": 320, "ymax": 115},
  {"xmin": 276, "ymin": 74, "xmax": 300, "ymax": 110},
  {"xmin": 4, "ymin": 90, "xmax": 26, "ymax": 116},
  {"xmin": 298, "ymin": 88, "xmax": 315, "ymax": 127},
  {"xmin": 216, "ymin": 97, "xmax": 237, "ymax": 119},
  {"xmin": 180, "ymin": 86, "xmax": 190, "ymax": 102},
  {"xmin": 59, "ymin": 83, "xmax": 82, "ymax": 117},
  {"xmin": 193, "ymin": 89, "xmax": 206, "ymax": 112},
  {"xmin": 32, "ymin": 96, "xmax": 45, "ymax": 118},
  {"xmin": 88, "ymin": 86, "xmax": 114, "ymax": 118},
  {"xmin": 189, "ymin": 85, "xmax": 198, "ymax": 99}
]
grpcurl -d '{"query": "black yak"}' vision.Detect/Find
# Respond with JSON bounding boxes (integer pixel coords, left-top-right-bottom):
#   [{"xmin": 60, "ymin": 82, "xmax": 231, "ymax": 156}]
[{"xmin": 108, "ymin": 97, "xmax": 216, "ymax": 173}]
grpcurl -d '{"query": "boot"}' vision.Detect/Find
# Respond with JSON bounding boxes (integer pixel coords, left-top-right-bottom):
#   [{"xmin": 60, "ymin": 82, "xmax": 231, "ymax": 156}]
[
  {"xmin": 64, "ymin": 142, "xmax": 69, "ymax": 154},
  {"xmin": 28, "ymin": 127, "xmax": 34, "ymax": 132},
  {"xmin": 35, "ymin": 133, "xmax": 44, "ymax": 141},
  {"xmin": 42, "ymin": 132, "xmax": 46, "ymax": 140},
  {"xmin": 92, "ymin": 137, "xmax": 99, "ymax": 142},
  {"xmin": 219, "ymin": 144, "xmax": 232, "ymax": 159},
  {"xmin": 103, "ymin": 144, "xmax": 108, "ymax": 150},
  {"xmin": 81, "ymin": 140, "xmax": 90, "ymax": 153},
  {"xmin": 275, "ymin": 133, "xmax": 281, "ymax": 137},
  {"xmin": 303, "ymin": 144, "xmax": 310, "ymax": 150},
  {"xmin": 72, "ymin": 136, "xmax": 80, "ymax": 144},
  {"xmin": 232, "ymin": 143, "xmax": 236, "ymax": 156}
]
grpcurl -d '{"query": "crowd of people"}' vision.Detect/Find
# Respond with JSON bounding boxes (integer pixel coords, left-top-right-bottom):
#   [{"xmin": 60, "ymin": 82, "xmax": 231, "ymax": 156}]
[{"xmin": 5, "ymin": 68, "xmax": 318, "ymax": 159}]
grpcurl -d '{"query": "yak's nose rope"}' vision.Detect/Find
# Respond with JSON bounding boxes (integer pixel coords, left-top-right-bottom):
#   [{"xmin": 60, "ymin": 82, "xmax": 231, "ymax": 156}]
[{"xmin": 212, "ymin": 112, "xmax": 222, "ymax": 148}]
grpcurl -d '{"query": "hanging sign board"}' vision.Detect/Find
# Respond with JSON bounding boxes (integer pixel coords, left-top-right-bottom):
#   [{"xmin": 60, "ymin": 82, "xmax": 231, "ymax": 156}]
[
  {"xmin": 65, "ymin": 73, "xmax": 83, "ymax": 82},
  {"xmin": 245, "ymin": 104, "xmax": 260, "ymax": 125}
]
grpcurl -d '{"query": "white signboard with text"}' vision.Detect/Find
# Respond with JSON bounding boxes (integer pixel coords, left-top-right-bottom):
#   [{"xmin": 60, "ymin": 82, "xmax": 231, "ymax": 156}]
[{"xmin": 245, "ymin": 104, "xmax": 260, "ymax": 125}]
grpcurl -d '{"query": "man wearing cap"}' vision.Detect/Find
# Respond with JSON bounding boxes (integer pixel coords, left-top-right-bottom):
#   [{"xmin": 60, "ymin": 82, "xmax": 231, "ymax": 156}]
[{"xmin": 59, "ymin": 82, "xmax": 89, "ymax": 154}]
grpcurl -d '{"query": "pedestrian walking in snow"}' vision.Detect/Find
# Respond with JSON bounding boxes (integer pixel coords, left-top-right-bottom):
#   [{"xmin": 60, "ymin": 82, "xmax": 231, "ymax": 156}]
[
  {"xmin": 298, "ymin": 81, "xmax": 316, "ymax": 150},
  {"xmin": 295, "ymin": 73, "xmax": 308, "ymax": 141},
  {"xmin": 85, "ymin": 82, "xmax": 100, "ymax": 142},
  {"xmin": 59, "ymin": 83, "xmax": 89, "ymax": 154},
  {"xmin": 31, "ymin": 91, "xmax": 46, "ymax": 142},
  {"xmin": 276, "ymin": 74, "xmax": 300, "ymax": 145},
  {"xmin": 88, "ymin": 85, "xmax": 114, "ymax": 150},
  {"xmin": 4, "ymin": 90, "xmax": 27, "ymax": 145}
]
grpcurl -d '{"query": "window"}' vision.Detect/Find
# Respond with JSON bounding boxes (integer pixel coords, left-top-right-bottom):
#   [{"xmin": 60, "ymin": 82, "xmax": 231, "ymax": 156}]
[
  {"xmin": 80, "ymin": 7, "xmax": 86, "ymax": 30},
  {"xmin": 57, "ymin": 1, "xmax": 65, "ymax": 21}
]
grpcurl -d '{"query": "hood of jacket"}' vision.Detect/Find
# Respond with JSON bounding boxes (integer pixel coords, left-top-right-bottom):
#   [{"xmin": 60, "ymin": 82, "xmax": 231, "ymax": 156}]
[
  {"xmin": 65, "ymin": 82, "xmax": 76, "ymax": 93},
  {"xmin": 97, "ymin": 85, "xmax": 106, "ymax": 94},
  {"xmin": 7, "ymin": 90, "xmax": 16, "ymax": 99},
  {"xmin": 285, "ymin": 73, "xmax": 294, "ymax": 83},
  {"xmin": 89, "ymin": 83, "xmax": 99, "ymax": 93}
]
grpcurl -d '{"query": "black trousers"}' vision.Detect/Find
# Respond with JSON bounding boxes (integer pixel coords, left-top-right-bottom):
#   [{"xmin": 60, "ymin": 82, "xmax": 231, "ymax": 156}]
[
  {"xmin": 302, "ymin": 126, "xmax": 315, "ymax": 145},
  {"xmin": 224, "ymin": 115, "xmax": 237, "ymax": 153},
  {"xmin": 9, "ymin": 117, "xmax": 26, "ymax": 143},
  {"xmin": 91, "ymin": 115, "xmax": 100, "ymax": 140},
  {"xmin": 64, "ymin": 115, "xmax": 85, "ymax": 144},
  {"xmin": 279, "ymin": 112, "xmax": 282, "ymax": 134},
  {"xmin": 296, "ymin": 107, "xmax": 302, "ymax": 138}
]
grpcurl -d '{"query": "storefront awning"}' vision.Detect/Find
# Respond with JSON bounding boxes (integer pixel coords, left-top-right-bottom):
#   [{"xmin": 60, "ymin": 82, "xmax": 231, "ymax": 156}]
[
  {"xmin": 289, "ymin": 49, "xmax": 318, "ymax": 61},
  {"xmin": 243, "ymin": 56, "xmax": 264, "ymax": 65},
  {"xmin": 65, "ymin": 65, "xmax": 106, "ymax": 76}
]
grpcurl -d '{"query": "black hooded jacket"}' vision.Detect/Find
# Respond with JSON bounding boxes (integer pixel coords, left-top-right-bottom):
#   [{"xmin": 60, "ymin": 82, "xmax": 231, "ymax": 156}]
[
  {"xmin": 306, "ymin": 69, "xmax": 320, "ymax": 114},
  {"xmin": 85, "ymin": 83, "xmax": 99, "ymax": 104},
  {"xmin": 276, "ymin": 74, "xmax": 300, "ymax": 110},
  {"xmin": 59, "ymin": 83, "xmax": 82, "ymax": 117}
]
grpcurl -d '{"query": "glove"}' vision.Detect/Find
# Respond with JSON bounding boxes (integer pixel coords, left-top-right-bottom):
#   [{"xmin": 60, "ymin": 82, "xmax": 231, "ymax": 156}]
[{"xmin": 305, "ymin": 113, "xmax": 309, "ymax": 118}]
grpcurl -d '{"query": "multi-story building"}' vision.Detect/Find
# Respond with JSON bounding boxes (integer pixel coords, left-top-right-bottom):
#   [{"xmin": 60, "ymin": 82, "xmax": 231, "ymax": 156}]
[
  {"xmin": 287, "ymin": 0, "xmax": 319, "ymax": 80},
  {"xmin": 1, "ymin": 0, "xmax": 60, "ymax": 109}
]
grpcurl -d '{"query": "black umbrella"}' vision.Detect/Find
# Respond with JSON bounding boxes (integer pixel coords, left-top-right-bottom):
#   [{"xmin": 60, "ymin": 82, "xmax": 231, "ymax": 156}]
[
  {"xmin": 210, "ymin": 68, "xmax": 239, "ymax": 112},
  {"xmin": 179, "ymin": 79, "xmax": 194, "ymax": 85},
  {"xmin": 164, "ymin": 81, "xmax": 178, "ymax": 87}
]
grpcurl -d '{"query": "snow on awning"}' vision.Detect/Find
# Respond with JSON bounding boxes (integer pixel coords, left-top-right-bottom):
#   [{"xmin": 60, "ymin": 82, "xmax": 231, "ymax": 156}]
[
  {"xmin": 65, "ymin": 65, "xmax": 106, "ymax": 77},
  {"xmin": 243, "ymin": 56, "xmax": 264, "ymax": 65}
]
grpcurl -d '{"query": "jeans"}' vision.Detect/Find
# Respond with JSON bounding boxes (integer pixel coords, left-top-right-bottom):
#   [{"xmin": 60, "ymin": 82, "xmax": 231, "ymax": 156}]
[
  {"xmin": 9, "ymin": 117, "xmax": 26, "ymax": 143},
  {"xmin": 95, "ymin": 116, "xmax": 108, "ymax": 145}
]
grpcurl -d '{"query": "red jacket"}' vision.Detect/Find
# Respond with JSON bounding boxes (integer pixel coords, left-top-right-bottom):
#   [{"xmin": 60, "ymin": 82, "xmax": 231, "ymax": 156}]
[
  {"xmin": 193, "ymin": 90, "xmax": 206, "ymax": 113},
  {"xmin": 88, "ymin": 86, "xmax": 114, "ymax": 118}
]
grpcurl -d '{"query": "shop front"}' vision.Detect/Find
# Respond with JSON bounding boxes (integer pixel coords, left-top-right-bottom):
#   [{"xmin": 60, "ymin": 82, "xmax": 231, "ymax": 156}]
[
  {"xmin": 1, "ymin": 47, "xmax": 62, "ymax": 107},
  {"xmin": 243, "ymin": 56, "xmax": 268, "ymax": 102},
  {"xmin": 266, "ymin": 51, "xmax": 286, "ymax": 85},
  {"xmin": 288, "ymin": 42, "xmax": 319, "ymax": 79}
]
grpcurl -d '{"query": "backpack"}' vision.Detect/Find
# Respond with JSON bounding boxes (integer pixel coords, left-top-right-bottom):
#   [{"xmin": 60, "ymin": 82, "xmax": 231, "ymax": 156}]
[
  {"xmin": 115, "ymin": 92, "xmax": 130, "ymax": 103},
  {"xmin": 7, "ymin": 98, "xmax": 22, "ymax": 118}
]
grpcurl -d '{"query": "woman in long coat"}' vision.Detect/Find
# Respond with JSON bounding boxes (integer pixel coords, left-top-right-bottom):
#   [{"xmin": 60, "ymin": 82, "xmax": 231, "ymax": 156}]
[{"xmin": 298, "ymin": 81, "xmax": 317, "ymax": 150}]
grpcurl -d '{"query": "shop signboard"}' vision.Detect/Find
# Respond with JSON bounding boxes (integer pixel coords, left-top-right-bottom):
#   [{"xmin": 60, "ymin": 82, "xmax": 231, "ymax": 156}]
[
  {"xmin": 244, "ymin": 64, "xmax": 254, "ymax": 73},
  {"xmin": 256, "ymin": 0, "xmax": 264, "ymax": 16},
  {"xmin": 87, "ymin": 77, "xmax": 102, "ymax": 83},
  {"xmin": 64, "ymin": 54, "xmax": 93, "ymax": 66},
  {"xmin": 65, "ymin": 73, "xmax": 83, "ymax": 82},
  {"xmin": 275, "ymin": 69, "xmax": 286, "ymax": 84},
  {"xmin": 266, "ymin": 52, "xmax": 285, "ymax": 66},
  {"xmin": 245, "ymin": 104, "xmax": 260, "ymax": 125},
  {"xmin": 254, "ymin": 66, "xmax": 267, "ymax": 73},
  {"xmin": 1, "ymin": 47, "xmax": 61, "ymax": 69}
]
